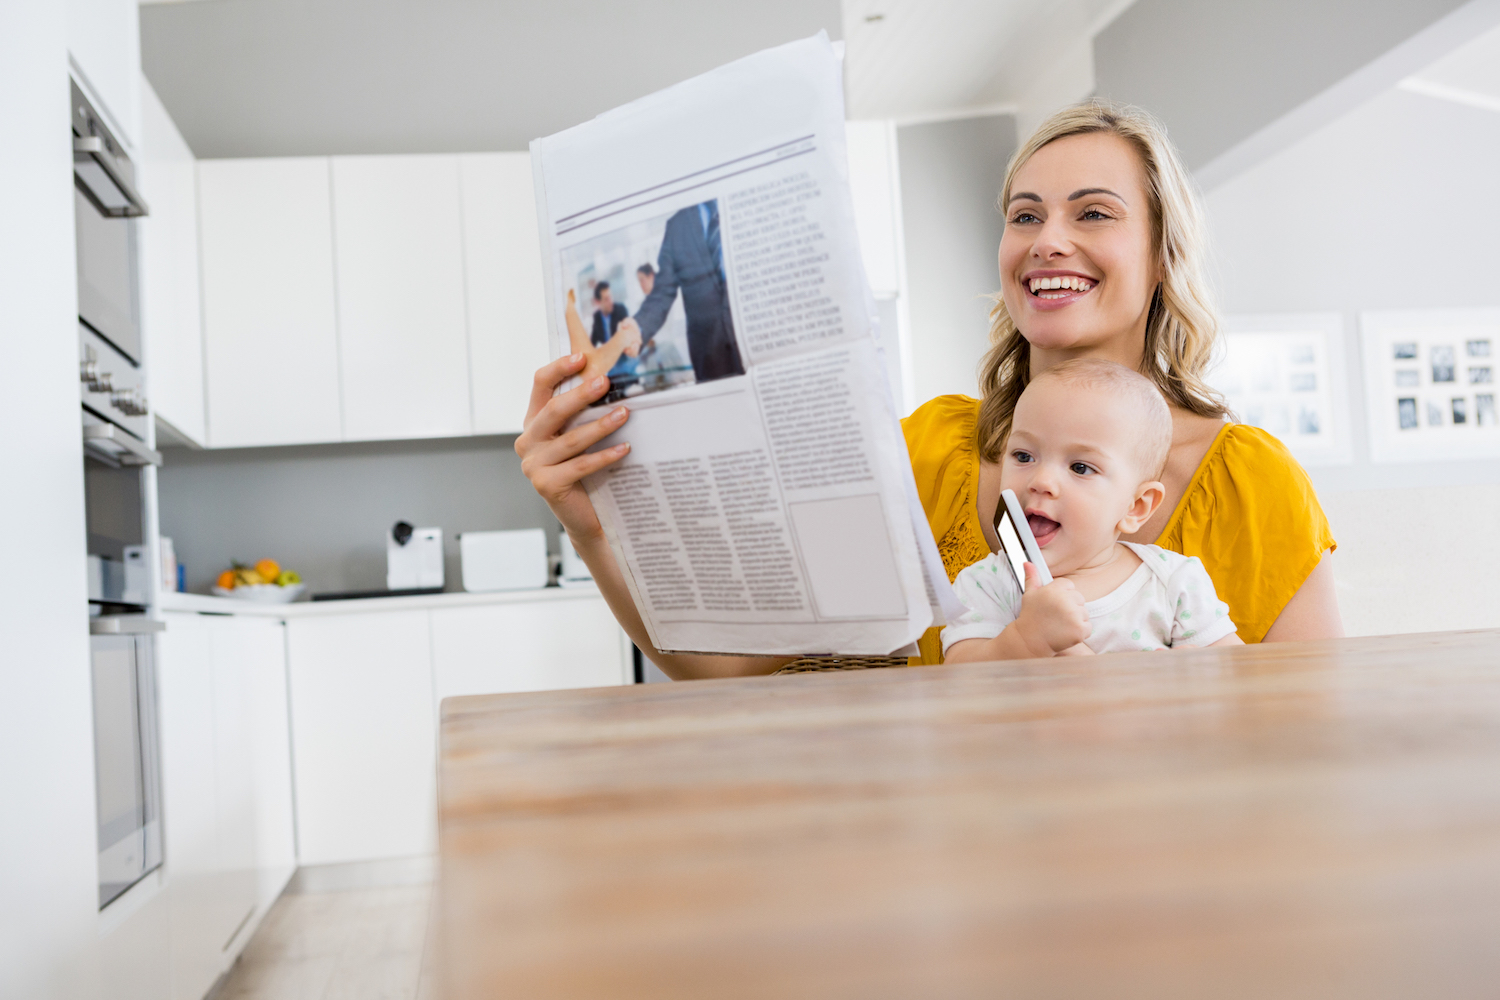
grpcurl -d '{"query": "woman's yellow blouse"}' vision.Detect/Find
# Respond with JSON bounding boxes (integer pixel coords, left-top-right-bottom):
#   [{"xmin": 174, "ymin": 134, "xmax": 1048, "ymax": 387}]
[{"xmin": 903, "ymin": 395, "xmax": 1336, "ymax": 663}]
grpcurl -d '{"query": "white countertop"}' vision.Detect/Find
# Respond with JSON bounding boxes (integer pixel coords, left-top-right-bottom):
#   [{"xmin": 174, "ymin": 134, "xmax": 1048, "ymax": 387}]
[{"xmin": 157, "ymin": 583, "xmax": 603, "ymax": 618}]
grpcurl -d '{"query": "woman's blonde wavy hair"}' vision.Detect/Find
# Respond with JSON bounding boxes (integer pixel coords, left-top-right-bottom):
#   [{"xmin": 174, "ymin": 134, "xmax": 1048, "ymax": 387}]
[{"xmin": 976, "ymin": 100, "xmax": 1228, "ymax": 462}]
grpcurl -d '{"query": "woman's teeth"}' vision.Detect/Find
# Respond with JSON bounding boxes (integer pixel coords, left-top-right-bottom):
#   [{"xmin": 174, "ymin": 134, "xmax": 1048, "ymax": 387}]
[{"xmin": 1029, "ymin": 275, "xmax": 1096, "ymax": 298}]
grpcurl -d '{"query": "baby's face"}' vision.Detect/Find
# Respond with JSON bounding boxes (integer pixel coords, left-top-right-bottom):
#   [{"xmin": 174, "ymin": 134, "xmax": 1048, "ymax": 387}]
[{"xmin": 1000, "ymin": 378, "xmax": 1160, "ymax": 576}]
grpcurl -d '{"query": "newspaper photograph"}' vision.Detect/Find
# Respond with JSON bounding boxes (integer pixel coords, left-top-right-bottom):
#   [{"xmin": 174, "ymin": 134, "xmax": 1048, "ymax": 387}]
[{"xmin": 531, "ymin": 32, "xmax": 959, "ymax": 656}]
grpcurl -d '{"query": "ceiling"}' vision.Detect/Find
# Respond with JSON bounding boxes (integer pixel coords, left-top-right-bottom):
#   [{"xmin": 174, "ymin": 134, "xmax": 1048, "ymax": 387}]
[
  {"xmin": 140, "ymin": 0, "xmax": 843, "ymax": 158},
  {"xmin": 1400, "ymin": 18, "xmax": 1500, "ymax": 113},
  {"xmin": 841, "ymin": 0, "xmax": 1133, "ymax": 121}
]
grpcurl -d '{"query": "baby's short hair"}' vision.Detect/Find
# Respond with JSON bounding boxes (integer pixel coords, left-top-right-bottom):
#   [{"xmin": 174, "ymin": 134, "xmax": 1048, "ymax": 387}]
[{"xmin": 1027, "ymin": 358, "xmax": 1173, "ymax": 479}]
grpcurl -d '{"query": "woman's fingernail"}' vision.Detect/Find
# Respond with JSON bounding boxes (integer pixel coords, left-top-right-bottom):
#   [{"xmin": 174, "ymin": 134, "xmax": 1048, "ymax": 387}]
[
  {"xmin": 570, "ymin": 352, "xmax": 583, "ymax": 364},
  {"xmin": 611, "ymin": 406, "xmax": 628, "ymax": 422},
  {"xmin": 615, "ymin": 442, "xmax": 631, "ymax": 455},
  {"xmin": 592, "ymin": 376, "xmax": 608, "ymax": 391}
]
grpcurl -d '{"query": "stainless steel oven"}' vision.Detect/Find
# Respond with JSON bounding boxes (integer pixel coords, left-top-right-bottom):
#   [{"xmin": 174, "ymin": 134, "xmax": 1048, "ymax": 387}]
[
  {"xmin": 91, "ymin": 620, "xmax": 164, "ymax": 909},
  {"xmin": 72, "ymin": 79, "xmax": 147, "ymax": 363}
]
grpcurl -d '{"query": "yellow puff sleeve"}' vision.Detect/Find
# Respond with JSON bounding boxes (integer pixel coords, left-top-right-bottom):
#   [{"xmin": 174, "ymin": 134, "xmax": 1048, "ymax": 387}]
[{"xmin": 1156, "ymin": 424, "xmax": 1336, "ymax": 644}]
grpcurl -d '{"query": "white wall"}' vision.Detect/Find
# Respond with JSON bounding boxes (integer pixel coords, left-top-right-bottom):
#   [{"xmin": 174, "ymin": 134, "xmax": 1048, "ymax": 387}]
[
  {"xmin": 1205, "ymin": 85, "xmax": 1500, "ymax": 635},
  {"xmin": 896, "ymin": 114, "xmax": 1017, "ymax": 404},
  {"xmin": 0, "ymin": 4, "xmax": 106, "ymax": 998}
]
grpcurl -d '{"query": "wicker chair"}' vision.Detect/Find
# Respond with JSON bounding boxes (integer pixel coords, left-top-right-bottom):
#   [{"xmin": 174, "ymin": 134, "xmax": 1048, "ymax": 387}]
[{"xmin": 773, "ymin": 655, "xmax": 912, "ymax": 675}]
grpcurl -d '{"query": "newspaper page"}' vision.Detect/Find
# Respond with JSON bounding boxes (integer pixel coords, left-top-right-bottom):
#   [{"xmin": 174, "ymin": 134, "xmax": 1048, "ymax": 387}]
[{"xmin": 531, "ymin": 33, "xmax": 960, "ymax": 656}]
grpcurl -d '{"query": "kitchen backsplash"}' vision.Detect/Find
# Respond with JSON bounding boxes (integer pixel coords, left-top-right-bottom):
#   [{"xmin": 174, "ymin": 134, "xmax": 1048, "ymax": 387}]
[{"xmin": 157, "ymin": 434, "xmax": 555, "ymax": 595}]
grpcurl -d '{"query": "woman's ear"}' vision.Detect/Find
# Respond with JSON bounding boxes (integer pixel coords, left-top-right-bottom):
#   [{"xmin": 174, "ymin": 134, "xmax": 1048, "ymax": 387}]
[{"xmin": 1119, "ymin": 480, "xmax": 1166, "ymax": 534}]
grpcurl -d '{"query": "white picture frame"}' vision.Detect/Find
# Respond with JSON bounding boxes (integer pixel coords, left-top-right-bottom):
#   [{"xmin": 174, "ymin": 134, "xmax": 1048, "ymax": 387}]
[
  {"xmin": 1359, "ymin": 308, "xmax": 1500, "ymax": 464},
  {"xmin": 1209, "ymin": 312, "xmax": 1353, "ymax": 467}
]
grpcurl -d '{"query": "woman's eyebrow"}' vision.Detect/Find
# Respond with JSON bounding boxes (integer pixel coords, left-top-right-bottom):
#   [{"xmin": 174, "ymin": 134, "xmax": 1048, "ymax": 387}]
[
  {"xmin": 1068, "ymin": 187, "xmax": 1125, "ymax": 202},
  {"xmin": 1007, "ymin": 191, "xmax": 1042, "ymax": 205}
]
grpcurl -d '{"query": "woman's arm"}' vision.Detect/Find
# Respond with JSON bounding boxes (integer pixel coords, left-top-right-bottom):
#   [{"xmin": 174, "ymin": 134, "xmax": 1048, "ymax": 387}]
[
  {"xmin": 515, "ymin": 354, "xmax": 789, "ymax": 680},
  {"xmin": 1260, "ymin": 551, "xmax": 1344, "ymax": 643}
]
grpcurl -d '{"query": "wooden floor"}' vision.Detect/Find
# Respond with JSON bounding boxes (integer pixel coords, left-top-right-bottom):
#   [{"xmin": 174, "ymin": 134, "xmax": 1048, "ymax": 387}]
[{"xmin": 217, "ymin": 882, "xmax": 437, "ymax": 1000}]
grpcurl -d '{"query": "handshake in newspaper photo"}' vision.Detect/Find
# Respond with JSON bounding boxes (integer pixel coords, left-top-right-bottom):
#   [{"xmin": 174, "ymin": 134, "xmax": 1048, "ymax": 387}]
[{"xmin": 562, "ymin": 197, "xmax": 745, "ymax": 405}]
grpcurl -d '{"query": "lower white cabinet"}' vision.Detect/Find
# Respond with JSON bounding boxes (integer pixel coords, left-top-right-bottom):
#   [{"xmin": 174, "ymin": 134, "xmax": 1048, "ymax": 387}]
[
  {"xmin": 285, "ymin": 609, "xmax": 438, "ymax": 866},
  {"xmin": 431, "ymin": 595, "xmax": 632, "ymax": 700},
  {"xmin": 283, "ymin": 593, "xmax": 630, "ymax": 867},
  {"xmin": 157, "ymin": 613, "xmax": 295, "ymax": 1000}
]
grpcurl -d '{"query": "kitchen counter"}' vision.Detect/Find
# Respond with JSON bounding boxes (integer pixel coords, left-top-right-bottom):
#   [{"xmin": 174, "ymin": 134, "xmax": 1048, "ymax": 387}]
[
  {"xmin": 436, "ymin": 629, "xmax": 1500, "ymax": 999},
  {"xmin": 158, "ymin": 583, "xmax": 603, "ymax": 618}
]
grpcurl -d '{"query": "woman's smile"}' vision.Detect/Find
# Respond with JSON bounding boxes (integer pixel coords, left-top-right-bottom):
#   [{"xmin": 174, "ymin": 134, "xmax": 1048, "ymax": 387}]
[{"xmin": 1022, "ymin": 268, "xmax": 1099, "ymax": 311}]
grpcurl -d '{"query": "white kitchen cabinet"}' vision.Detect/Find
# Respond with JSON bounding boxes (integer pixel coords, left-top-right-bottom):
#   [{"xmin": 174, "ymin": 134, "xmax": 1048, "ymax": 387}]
[
  {"xmin": 460, "ymin": 153, "xmax": 550, "ymax": 435},
  {"xmin": 285, "ymin": 610, "xmax": 437, "ymax": 865},
  {"xmin": 138, "ymin": 77, "xmax": 206, "ymax": 446},
  {"xmin": 198, "ymin": 158, "xmax": 343, "ymax": 447},
  {"xmin": 157, "ymin": 614, "xmax": 294, "ymax": 1000},
  {"xmin": 332, "ymin": 155, "xmax": 472, "ymax": 441},
  {"xmin": 846, "ymin": 120, "xmax": 905, "ymax": 297},
  {"xmin": 68, "ymin": 0, "xmax": 141, "ymax": 150},
  {"xmin": 431, "ymin": 594, "xmax": 631, "ymax": 702}
]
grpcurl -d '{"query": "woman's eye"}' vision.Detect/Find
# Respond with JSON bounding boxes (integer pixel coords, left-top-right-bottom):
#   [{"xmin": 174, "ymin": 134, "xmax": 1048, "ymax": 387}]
[
  {"xmin": 1070, "ymin": 462, "xmax": 1093, "ymax": 475},
  {"xmin": 1081, "ymin": 209, "xmax": 1110, "ymax": 221},
  {"xmin": 1009, "ymin": 212, "xmax": 1040, "ymax": 225}
]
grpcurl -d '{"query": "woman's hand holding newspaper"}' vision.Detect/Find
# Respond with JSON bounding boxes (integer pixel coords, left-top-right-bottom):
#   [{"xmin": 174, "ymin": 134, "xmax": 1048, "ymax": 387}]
[{"xmin": 515, "ymin": 353, "xmax": 632, "ymax": 543}]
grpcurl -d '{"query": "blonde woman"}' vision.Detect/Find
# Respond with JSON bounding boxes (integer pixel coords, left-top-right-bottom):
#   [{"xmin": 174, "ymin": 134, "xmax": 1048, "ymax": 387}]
[{"xmin": 516, "ymin": 101, "xmax": 1341, "ymax": 677}]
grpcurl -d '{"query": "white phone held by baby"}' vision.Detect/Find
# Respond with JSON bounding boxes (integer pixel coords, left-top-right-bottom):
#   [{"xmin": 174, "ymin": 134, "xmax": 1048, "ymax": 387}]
[{"xmin": 996, "ymin": 488, "xmax": 1053, "ymax": 591}]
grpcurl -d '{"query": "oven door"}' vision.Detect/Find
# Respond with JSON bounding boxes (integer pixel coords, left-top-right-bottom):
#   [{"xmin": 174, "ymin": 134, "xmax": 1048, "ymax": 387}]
[
  {"xmin": 75, "ymin": 185, "xmax": 142, "ymax": 364},
  {"xmin": 92, "ymin": 628, "xmax": 163, "ymax": 909}
]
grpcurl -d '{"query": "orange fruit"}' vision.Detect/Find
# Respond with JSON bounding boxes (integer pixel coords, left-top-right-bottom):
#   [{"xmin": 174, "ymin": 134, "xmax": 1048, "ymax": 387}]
[
  {"xmin": 217, "ymin": 569, "xmax": 236, "ymax": 590},
  {"xmin": 255, "ymin": 558, "xmax": 280, "ymax": 582}
]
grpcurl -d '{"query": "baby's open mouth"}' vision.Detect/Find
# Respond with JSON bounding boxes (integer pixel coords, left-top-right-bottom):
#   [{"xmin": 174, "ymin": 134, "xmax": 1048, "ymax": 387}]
[
  {"xmin": 1028, "ymin": 275, "xmax": 1096, "ymax": 299},
  {"xmin": 1026, "ymin": 512, "xmax": 1061, "ymax": 546}
]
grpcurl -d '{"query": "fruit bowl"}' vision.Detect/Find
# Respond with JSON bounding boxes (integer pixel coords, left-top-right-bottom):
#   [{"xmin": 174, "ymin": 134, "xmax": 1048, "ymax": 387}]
[{"xmin": 213, "ymin": 583, "xmax": 307, "ymax": 604}]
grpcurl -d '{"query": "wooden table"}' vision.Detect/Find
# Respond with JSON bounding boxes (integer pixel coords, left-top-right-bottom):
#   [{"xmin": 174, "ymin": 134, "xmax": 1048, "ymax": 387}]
[{"xmin": 436, "ymin": 630, "xmax": 1500, "ymax": 999}]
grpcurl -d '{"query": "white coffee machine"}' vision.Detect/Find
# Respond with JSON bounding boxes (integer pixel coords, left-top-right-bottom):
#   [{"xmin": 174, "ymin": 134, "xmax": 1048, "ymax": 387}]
[{"xmin": 386, "ymin": 521, "xmax": 444, "ymax": 591}]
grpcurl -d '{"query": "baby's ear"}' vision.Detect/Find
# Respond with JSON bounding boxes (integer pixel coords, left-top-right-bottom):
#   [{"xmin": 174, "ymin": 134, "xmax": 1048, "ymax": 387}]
[{"xmin": 1119, "ymin": 481, "xmax": 1166, "ymax": 533}]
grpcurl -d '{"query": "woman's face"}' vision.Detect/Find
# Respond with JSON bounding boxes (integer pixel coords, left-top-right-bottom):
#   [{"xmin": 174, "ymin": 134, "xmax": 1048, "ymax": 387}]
[{"xmin": 998, "ymin": 132, "xmax": 1160, "ymax": 360}]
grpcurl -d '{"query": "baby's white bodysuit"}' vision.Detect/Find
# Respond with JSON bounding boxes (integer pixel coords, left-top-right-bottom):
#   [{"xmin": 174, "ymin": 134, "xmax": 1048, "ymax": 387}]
[{"xmin": 941, "ymin": 542, "xmax": 1238, "ymax": 656}]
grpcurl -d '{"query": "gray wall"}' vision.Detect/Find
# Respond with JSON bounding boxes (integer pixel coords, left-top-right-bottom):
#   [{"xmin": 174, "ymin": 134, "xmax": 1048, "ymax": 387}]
[
  {"xmin": 1093, "ymin": 0, "xmax": 1470, "ymax": 170},
  {"xmin": 157, "ymin": 436, "xmax": 555, "ymax": 595},
  {"xmin": 896, "ymin": 114, "xmax": 1017, "ymax": 403}
]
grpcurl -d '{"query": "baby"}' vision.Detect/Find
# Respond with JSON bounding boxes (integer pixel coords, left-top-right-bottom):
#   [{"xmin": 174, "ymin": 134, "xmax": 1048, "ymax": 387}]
[{"xmin": 943, "ymin": 358, "xmax": 1242, "ymax": 661}]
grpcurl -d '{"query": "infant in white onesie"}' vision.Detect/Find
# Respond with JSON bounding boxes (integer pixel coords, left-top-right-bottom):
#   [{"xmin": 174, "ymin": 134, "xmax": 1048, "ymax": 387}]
[
  {"xmin": 943, "ymin": 359, "xmax": 1241, "ymax": 663},
  {"xmin": 943, "ymin": 541, "xmax": 1235, "ymax": 655}
]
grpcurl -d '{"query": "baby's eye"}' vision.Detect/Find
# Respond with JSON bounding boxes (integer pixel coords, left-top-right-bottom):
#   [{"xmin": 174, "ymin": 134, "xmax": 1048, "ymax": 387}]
[
  {"xmin": 1070, "ymin": 462, "xmax": 1094, "ymax": 475},
  {"xmin": 1012, "ymin": 451, "xmax": 1034, "ymax": 464}
]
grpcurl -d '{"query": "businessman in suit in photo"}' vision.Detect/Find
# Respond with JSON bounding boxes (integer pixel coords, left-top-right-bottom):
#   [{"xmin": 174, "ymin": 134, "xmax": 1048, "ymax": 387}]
[
  {"xmin": 617, "ymin": 199, "xmax": 744, "ymax": 383},
  {"xmin": 589, "ymin": 281, "xmax": 630, "ymax": 348}
]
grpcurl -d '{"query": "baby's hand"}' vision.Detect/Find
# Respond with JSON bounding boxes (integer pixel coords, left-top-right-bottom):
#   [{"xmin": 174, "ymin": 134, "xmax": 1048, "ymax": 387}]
[{"xmin": 1013, "ymin": 563, "xmax": 1091, "ymax": 656}]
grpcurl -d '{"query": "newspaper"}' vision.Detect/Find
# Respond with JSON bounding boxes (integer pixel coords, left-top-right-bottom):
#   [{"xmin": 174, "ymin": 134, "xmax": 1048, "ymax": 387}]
[{"xmin": 531, "ymin": 33, "xmax": 961, "ymax": 656}]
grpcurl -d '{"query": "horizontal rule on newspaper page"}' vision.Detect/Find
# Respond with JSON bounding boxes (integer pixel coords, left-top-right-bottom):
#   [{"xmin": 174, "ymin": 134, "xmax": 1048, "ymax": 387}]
[{"xmin": 530, "ymin": 33, "xmax": 958, "ymax": 656}]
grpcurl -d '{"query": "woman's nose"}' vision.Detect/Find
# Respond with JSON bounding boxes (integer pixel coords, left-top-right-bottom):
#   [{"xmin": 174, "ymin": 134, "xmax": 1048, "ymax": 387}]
[{"xmin": 1031, "ymin": 217, "xmax": 1074, "ymax": 260}]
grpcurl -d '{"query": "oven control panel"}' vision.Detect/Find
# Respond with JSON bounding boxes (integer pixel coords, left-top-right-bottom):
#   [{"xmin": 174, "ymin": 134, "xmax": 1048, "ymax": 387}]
[{"xmin": 80, "ymin": 323, "xmax": 149, "ymax": 441}]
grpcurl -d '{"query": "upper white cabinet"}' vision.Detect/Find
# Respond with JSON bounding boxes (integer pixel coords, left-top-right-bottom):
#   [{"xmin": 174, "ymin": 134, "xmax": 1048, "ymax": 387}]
[
  {"xmin": 198, "ymin": 158, "xmax": 344, "ymax": 447},
  {"xmin": 460, "ymin": 154, "xmax": 551, "ymax": 436},
  {"xmin": 138, "ymin": 77, "xmax": 206, "ymax": 446},
  {"xmin": 68, "ymin": 0, "xmax": 141, "ymax": 149},
  {"xmin": 333, "ymin": 156, "xmax": 473, "ymax": 441}
]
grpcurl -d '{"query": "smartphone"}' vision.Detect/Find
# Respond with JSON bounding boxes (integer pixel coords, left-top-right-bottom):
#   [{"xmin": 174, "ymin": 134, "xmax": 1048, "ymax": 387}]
[{"xmin": 995, "ymin": 488, "xmax": 1053, "ymax": 591}]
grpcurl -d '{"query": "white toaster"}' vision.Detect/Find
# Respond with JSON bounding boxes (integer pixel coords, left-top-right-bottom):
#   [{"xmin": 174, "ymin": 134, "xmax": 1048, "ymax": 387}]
[{"xmin": 459, "ymin": 529, "xmax": 549, "ymax": 592}]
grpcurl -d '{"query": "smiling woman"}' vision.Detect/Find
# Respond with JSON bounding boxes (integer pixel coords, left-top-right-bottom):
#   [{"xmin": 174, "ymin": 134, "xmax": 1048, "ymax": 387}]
[{"xmin": 904, "ymin": 100, "xmax": 1340, "ymax": 663}]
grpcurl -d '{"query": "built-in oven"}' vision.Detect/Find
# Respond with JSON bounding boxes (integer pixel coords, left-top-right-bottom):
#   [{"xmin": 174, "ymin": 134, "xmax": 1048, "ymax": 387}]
[
  {"xmin": 91, "ymin": 620, "xmax": 164, "ymax": 909},
  {"xmin": 74, "ymin": 78, "xmax": 164, "ymax": 910}
]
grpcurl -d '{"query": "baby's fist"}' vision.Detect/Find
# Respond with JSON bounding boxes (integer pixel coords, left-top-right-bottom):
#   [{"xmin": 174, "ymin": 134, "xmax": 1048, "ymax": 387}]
[{"xmin": 1016, "ymin": 563, "xmax": 1091, "ymax": 655}]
